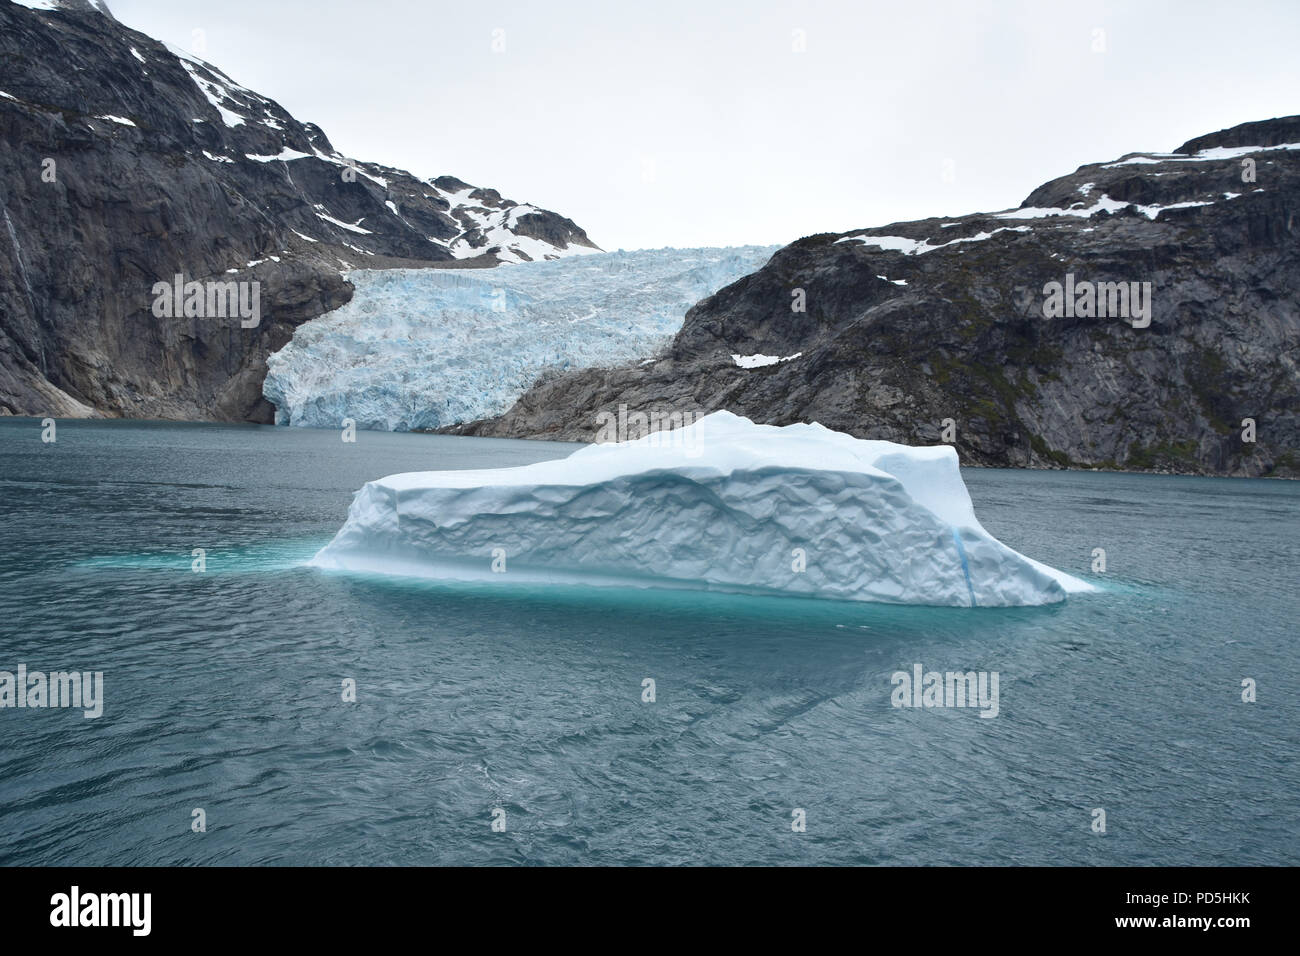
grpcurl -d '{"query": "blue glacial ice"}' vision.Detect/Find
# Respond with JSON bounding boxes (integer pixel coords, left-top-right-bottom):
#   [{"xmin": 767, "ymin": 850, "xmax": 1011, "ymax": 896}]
[
  {"xmin": 311, "ymin": 411, "xmax": 1094, "ymax": 607},
  {"xmin": 263, "ymin": 246, "xmax": 779, "ymax": 431}
]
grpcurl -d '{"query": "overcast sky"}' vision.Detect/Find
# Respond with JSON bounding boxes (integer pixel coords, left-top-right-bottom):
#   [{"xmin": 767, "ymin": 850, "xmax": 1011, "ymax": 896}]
[{"xmin": 107, "ymin": 0, "xmax": 1300, "ymax": 251}]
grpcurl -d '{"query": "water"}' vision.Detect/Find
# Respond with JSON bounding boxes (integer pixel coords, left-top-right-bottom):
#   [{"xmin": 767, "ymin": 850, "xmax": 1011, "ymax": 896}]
[{"xmin": 0, "ymin": 417, "xmax": 1296, "ymax": 865}]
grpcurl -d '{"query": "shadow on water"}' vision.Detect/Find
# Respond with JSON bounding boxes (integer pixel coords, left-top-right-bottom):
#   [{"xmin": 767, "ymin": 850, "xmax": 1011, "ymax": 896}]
[
  {"xmin": 66, "ymin": 537, "xmax": 1139, "ymax": 703},
  {"xmin": 70, "ymin": 536, "xmax": 1119, "ymax": 645},
  {"xmin": 304, "ymin": 558, "xmax": 1108, "ymax": 672}
]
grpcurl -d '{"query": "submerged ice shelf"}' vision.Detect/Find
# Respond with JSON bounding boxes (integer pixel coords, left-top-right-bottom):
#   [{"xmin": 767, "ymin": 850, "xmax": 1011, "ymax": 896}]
[
  {"xmin": 263, "ymin": 246, "xmax": 778, "ymax": 431},
  {"xmin": 311, "ymin": 412, "xmax": 1093, "ymax": 607}
]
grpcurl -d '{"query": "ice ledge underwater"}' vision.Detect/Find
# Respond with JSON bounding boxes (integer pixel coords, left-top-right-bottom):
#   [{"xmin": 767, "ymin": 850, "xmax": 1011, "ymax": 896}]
[{"xmin": 310, "ymin": 411, "xmax": 1096, "ymax": 607}]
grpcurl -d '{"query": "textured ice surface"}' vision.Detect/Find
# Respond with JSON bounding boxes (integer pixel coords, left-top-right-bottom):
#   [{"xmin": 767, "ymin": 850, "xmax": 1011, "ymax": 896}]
[
  {"xmin": 263, "ymin": 246, "xmax": 778, "ymax": 431},
  {"xmin": 311, "ymin": 412, "xmax": 1094, "ymax": 607}
]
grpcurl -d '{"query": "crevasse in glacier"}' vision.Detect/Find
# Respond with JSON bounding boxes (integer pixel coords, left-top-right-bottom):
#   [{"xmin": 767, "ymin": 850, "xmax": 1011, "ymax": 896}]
[
  {"xmin": 262, "ymin": 246, "xmax": 779, "ymax": 431},
  {"xmin": 310, "ymin": 411, "xmax": 1094, "ymax": 606}
]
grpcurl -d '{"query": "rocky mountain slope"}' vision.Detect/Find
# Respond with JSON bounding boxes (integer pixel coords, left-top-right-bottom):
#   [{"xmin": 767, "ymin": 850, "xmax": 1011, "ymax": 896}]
[
  {"xmin": 0, "ymin": 0, "xmax": 598, "ymax": 422},
  {"xmin": 458, "ymin": 116, "xmax": 1300, "ymax": 477}
]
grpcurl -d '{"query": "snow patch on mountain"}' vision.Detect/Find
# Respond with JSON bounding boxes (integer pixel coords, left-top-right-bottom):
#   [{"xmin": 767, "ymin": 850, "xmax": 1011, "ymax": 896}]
[
  {"xmin": 836, "ymin": 226, "xmax": 1031, "ymax": 254},
  {"xmin": 428, "ymin": 182, "xmax": 601, "ymax": 264},
  {"xmin": 732, "ymin": 352, "xmax": 803, "ymax": 368},
  {"xmin": 996, "ymin": 193, "xmax": 1227, "ymax": 221}
]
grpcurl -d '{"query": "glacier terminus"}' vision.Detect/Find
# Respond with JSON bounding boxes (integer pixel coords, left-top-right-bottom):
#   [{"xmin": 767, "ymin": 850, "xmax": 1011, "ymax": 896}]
[{"xmin": 263, "ymin": 246, "xmax": 779, "ymax": 432}]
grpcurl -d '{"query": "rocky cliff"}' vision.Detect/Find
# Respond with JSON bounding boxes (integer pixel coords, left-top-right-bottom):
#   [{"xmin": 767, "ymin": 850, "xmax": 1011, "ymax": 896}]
[
  {"xmin": 456, "ymin": 117, "xmax": 1299, "ymax": 477},
  {"xmin": 0, "ymin": 0, "xmax": 598, "ymax": 422}
]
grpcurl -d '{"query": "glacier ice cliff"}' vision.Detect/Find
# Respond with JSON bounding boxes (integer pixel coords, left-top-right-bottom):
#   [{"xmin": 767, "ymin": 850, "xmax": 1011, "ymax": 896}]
[
  {"xmin": 263, "ymin": 246, "xmax": 779, "ymax": 431},
  {"xmin": 311, "ymin": 412, "xmax": 1094, "ymax": 607}
]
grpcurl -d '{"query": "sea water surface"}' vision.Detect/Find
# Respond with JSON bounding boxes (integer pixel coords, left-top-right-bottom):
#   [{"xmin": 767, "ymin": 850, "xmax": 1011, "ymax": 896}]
[{"xmin": 0, "ymin": 418, "xmax": 1296, "ymax": 866}]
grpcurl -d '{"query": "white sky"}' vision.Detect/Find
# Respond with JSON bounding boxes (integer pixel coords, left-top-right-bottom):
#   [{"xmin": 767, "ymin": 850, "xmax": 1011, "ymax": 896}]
[{"xmin": 107, "ymin": 0, "xmax": 1300, "ymax": 251}]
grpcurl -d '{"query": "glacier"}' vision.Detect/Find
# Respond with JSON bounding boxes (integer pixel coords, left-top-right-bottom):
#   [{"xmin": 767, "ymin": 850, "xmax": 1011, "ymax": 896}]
[
  {"xmin": 311, "ymin": 411, "xmax": 1094, "ymax": 607},
  {"xmin": 263, "ymin": 246, "xmax": 779, "ymax": 432}
]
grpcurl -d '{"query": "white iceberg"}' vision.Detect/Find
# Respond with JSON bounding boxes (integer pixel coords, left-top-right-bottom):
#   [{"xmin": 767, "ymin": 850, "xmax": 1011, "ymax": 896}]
[{"xmin": 311, "ymin": 412, "xmax": 1093, "ymax": 607}]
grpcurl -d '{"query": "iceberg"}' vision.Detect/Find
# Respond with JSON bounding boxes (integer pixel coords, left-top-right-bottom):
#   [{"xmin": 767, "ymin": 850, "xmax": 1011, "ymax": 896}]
[
  {"xmin": 311, "ymin": 412, "xmax": 1093, "ymax": 607},
  {"xmin": 263, "ymin": 246, "xmax": 778, "ymax": 432}
]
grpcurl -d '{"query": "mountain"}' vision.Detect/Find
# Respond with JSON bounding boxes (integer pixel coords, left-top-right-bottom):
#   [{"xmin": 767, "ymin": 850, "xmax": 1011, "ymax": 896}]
[
  {"xmin": 0, "ymin": 0, "xmax": 599, "ymax": 422},
  {"xmin": 455, "ymin": 116, "xmax": 1300, "ymax": 478}
]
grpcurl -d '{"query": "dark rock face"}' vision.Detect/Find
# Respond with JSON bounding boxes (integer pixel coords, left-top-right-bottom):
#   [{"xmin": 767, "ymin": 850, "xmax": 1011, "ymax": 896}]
[
  {"xmin": 0, "ymin": 0, "xmax": 598, "ymax": 421},
  {"xmin": 1175, "ymin": 116, "xmax": 1300, "ymax": 154},
  {"xmin": 460, "ymin": 117, "xmax": 1299, "ymax": 477}
]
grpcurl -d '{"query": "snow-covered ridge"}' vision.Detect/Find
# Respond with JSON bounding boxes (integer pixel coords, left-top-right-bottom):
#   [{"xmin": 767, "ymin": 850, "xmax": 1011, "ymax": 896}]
[
  {"xmin": 11, "ymin": 0, "xmax": 115, "ymax": 17},
  {"xmin": 230, "ymin": 146, "xmax": 595, "ymax": 261},
  {"xmin": 430, "ymin": 182, "xmax": 602, "ymax": 264},
  {"xmin": 151, "ymin": 46, "xmax": 596, "ymax": 264},
  {"xmin": 311, "ymin": 411, "xmax": 1093, "ymax": 607},
  {"xmin": 1102, "ymin": 141, "xmax": 1300, "ymax": 167},
  {"xmin": 165, "ymin": 51, "xmax": 593, "ymax": 262},
  {"xmin": 263, "ymin": 246, "xmax": 780, "ymax": 431},
  {"xmin": 835, "ymin": 142, "xmax": 1294, "ymax": 256},
  {"xmin": 837, "ymin": 186, "xmax": 1247, "ymax": 256}
]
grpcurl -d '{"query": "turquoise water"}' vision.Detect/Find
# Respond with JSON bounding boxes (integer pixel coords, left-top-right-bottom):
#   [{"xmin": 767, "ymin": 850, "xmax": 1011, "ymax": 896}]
[{"xmin": 0, "ymin": 418, "xmax": 1296, "ymax": 865}]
